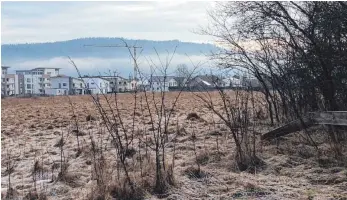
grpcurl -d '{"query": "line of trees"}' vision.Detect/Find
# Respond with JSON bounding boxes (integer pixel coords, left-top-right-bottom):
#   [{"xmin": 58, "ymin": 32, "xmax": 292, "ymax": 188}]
[{"xmin": 202, "ymin": 1, "xmax": 347, "ymax": 156}]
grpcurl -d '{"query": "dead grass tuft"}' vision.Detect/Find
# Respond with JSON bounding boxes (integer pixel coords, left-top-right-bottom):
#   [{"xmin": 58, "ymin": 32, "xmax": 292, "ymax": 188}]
[
  {"xmin": 232, "ymin": 182, "xmax": 270, "ymax": 199},
  {"xmin": 72, "ymin": 129, "xmax": 86, "ymax": 136},
  {"xmin": 23, "ymin": 191, "xmax": 47, "ymax": 200},
  {"xmin": 209, "ymin": 130, "xmax": 223, "ymax": 136},
  {"xmin": 183, "ymin": 166, "xmax": 208, "ymax": 179},
  {"xmin": 232, "ymin": 154, "xmax": 266, "ymax": 173},
  {"xmin": 186, "ymin": 112, "xmax": 200, "ymax": 120},
  {"xmin": 109, "ymin": 180, "xmax": 145, "ymax": 200},
  {"xmin": 125, "ymin": 147, "xmax": 137, "ymax": 158},
  {"xmin": 53, "ymin": 138, "xmax": 65, "ymax": 147},
  {"xmin": 86, "ymin": 115, "xmax": 96, "ymax": 121},
  {"xmin": 196, "ymin": 151, "xmax": 210, "ymax": 166},
  {"xmin": 58, "ymin": 171, "xmax": 81, "ymax": 188},
  {"xmin": 4, "ymin": 187, "xmax": 19, "ymax": 200}
]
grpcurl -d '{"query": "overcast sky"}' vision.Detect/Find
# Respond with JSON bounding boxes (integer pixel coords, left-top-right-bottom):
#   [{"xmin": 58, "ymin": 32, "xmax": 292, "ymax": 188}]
[{"xmin": 1, "ymin": 1, "xmax": 215, "ymax": 44}]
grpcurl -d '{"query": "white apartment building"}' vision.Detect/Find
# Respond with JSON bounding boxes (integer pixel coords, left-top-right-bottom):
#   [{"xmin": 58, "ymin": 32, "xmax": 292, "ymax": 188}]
[
  {"xmin": 45, "ymin": 75, "xmax": 85, "ymax": 96},
  {"xmin": 103, "ymin": 76, "xmax": 132, "ymax": 93},
  {"xmin": 16, "ymin": 67, "xmax": 60, "ymax": 95},
  {"xmin": 81, "ymin": 76, "xmax": 110, "ymax": 94},
  {"xmin": 148, "ymin": 76, "xmax": 178, "ymax": 92},
  {"xmin": 1, "ymin": 66, "xmax": 19, "ymax": 96}
]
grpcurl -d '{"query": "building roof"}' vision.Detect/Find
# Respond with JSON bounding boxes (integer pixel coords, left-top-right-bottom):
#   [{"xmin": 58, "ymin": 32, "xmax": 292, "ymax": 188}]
[
  {"xmin": 72, "ymin": 77, "xmax": 83, "ymax": 81},
  {"xmin": 51, "ymin": 74, "xmax": 70, "ymax": 78},
  {"xmin": 150, "ymin": 76, "xmax": 176, "ymax": 83},
  {"xmin": 81, "ymin": 76, "xmax": 110, "ymax": 82},
  {"xmin": 15, "ymin": 69, "xmax": 31, "ymax": 72},
  {"xmin": 1, "ymin": 66, "xmax": 10, "ymax": 69},
  {"xmin": 173, "ymin": 77, "xmax": 186, "ymax": 83},
  {"xmin": 4, "ymin": 74, "xmax": 16, "ymax": 78},
  {"xmin": 102, "ymin": 76, "xmax": 129, "ymax": 81},
  {"xmin": 197, "ymin": 75, "xmax": 221, "ymax": 84},
  {"xmin": 32, "ymin": 67, "xmax": 61, "ymax": 70},
  {"xmin": 186, "ymin": 75, "xmax": 222, "ymax": 87}
]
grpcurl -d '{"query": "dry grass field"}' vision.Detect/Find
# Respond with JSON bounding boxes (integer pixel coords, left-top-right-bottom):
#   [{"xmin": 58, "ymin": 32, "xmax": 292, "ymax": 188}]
[{"xmin": 1, "ymin": 92, "xmax": 347, "ymax": 200}]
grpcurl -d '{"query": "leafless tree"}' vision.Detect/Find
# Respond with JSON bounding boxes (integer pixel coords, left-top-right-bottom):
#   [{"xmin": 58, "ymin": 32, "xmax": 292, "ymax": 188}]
[{"xmin": 203, "ymin": 1, "xmax": 347, "ymax": 156}]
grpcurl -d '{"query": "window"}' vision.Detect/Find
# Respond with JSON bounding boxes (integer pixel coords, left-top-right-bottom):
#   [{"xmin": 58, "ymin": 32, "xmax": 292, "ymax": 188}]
[
  {"xmin": 110, "ymin": 81, "xmax": 113, "ymax": 84},
  {"xmin": 124, "ymin": 82, "xmax": 126, "ymax": 85},
  {"xmin": 59, "ymin": 83, "xmax": 61, "ymax": 88},
  {"xmin": 119, "ymin": 82, "xmax": 121, "ymax": 84},
  {"xmin": 80, "ymin": 83, "xmax": 83, "ymax": 88},
  {"xmin": 157, "ymin": 87, "xmax": 159, "ymax": 91},
  {"xmin": 6, "ymin": 78, "xmax": 9, "ymax": 82},
  {"xmin": 58, "ymin": 90, "xmax": 60, "ymax": 93},
  {"xmin": 39, "ymin": 78, "xmax": 43, "ymax": 82},
  {"xmin": 27, "ymin": 84, "xmax": 32, "ymax": 89},
  {"xmin": 72, "ymin": 83, "xmax": 75, "ymax": 87},
  {"xmin": 47, "ymin": 72, "xmax": 51, "ymax": 75},
  {"xmin": 26, "ymin": 78, "xmax": 31, "ymax": 83},
  {"xmin": 63, "ymin": 83, "xmax": 67, "ymax": 87},
  {"xmin": 2, "ymin": 78, "xmax": 5, "ymax": 82},
  {"xmin": 91, "ymin": 82, "xmax": 94, "ymax": 85}
]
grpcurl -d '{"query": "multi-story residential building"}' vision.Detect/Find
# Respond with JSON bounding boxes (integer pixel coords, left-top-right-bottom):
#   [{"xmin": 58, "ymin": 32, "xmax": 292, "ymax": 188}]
[
  {"xmin": 45, "ymin": 75, "xmax": 85, "ymax": 96},
  {"xmin": 1, "ymin": 66, "xmax": 9, "ymax": 75},
  {"xmin": 16, "ymin": 67, "xmax": 60, "ymax": 95},
  {"xmin": 2, "ymin": 66, "xmax": 10, "ymax": 96},
  {"xmin": 1, "ymin": 66, "xmax": 19, "ymax": 96},
  {"xmin": 81, "ymin": 76, "xmax": 110, "ymax": 94},
  {"xmin": 103, "ymin": 76, "xmax": 131, "ymax": 93},
  {"xmin": 147, "ymin": 76, "xmax": 178, "ymax": 92}
]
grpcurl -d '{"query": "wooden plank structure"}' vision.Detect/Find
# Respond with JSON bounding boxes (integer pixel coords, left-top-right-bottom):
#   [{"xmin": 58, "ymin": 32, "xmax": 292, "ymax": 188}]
[{"xmin": 261, "ymin": 111, "xmax": 347, "ymax": 140}]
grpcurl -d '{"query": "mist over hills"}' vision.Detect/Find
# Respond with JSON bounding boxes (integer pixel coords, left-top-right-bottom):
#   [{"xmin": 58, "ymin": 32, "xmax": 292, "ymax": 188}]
[{"xmin": 1, "ymin": 37, "xmax": 220, "ymax": 76}]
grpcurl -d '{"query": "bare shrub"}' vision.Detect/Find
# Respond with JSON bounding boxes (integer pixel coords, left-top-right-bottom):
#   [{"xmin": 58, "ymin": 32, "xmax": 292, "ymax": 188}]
[
  {"xmin": 109, "ymin": 179, "xmax": 145, "ymax": 200},
  {"xmin": 23, "ymin": 191, "xmax": 47, "ymax": 200},
  {"xmin": 193, "ymin": 78, "xmax": 263, "ymax": 172}
]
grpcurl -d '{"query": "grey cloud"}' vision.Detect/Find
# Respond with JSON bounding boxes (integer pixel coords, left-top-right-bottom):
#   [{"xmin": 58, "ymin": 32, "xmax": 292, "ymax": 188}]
[{"xmin": 2, "ymin": 1, "xmax": 214, "ymax": 44}]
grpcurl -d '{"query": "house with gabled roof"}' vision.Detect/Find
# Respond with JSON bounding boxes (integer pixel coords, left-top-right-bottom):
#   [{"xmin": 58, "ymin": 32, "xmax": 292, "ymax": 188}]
[{"xmin": 187, "ymin": 75, "xmax": 223, "ymax": 90}]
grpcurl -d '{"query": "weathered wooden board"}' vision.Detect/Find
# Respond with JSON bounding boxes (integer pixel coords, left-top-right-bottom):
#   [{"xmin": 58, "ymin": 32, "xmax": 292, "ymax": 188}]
[
  {"xmin": 310, "ymin": 111, "xmax": 347, "ymax": 126},
  {"xmin": 261, "ymin": 111, "xmax": 347, "ymax": 140}
]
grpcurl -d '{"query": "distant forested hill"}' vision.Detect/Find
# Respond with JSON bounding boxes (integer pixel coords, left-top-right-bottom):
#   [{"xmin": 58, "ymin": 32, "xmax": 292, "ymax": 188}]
[
  {"xmin": 1, "ymin": 37, "xmax": 219, "ymax": 61},
  {"xmin": 1, "ymin": 37, "xmax": 220, "ymax": 76}
]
